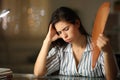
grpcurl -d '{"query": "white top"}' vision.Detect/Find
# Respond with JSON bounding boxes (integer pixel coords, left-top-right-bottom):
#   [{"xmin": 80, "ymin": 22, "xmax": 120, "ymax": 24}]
[{"xmin": 46, "ymin": 36, "xmax": 105, "ymax": 77}]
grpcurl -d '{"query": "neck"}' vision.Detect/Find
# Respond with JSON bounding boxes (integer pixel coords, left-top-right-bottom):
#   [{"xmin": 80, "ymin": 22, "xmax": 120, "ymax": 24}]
[{"xmin": 72, "ymin": 34, "xmax": 87, "ymax": 49}]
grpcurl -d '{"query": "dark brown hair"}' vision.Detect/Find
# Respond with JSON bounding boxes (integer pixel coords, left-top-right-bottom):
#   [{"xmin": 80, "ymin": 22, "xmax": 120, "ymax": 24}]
[{"xmin": 49, "ymin": 7, "xmax": 89, "ymax": 48}]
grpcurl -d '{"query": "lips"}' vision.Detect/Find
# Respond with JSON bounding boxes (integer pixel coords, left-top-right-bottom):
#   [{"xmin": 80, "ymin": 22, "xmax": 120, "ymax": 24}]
[{"xmin": 64, "ymin": 39, "xmax": 72, "ymax": 42}]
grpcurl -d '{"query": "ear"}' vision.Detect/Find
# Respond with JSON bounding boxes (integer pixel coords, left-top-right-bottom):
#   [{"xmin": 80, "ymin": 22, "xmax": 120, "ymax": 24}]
[{"xmin": 75, "ymin": 20, "xmax": 80, "ymax": 28}]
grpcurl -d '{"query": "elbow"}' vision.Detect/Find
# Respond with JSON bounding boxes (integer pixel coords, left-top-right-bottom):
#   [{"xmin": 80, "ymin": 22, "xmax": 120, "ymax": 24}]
[
  {"xmin": 112, "ymin": 63, "xmax": 119, "ymax": 79},
  {"xmin": 112, "ymin": 70, "xmax": 119, "ymax": 80},
  {"xmin": 34, "ymin": 71, "xmax": 40, "ymax": 77},
  {"xmin": 106, "ymin": 73, "xmax": 118, "ymax": 80},
  {"xmin": 105, "ymin": 68, "xmax": 119, "ymax": 80},
  {"xmin": 34, "ymin": 69, "xmax": 46, "ymax": 77}
]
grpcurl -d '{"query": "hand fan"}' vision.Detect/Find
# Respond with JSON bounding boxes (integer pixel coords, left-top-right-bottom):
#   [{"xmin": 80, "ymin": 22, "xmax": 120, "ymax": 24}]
[{"xmin": 91, "ymin": 2, "xmax": 110, "ymax": 68}]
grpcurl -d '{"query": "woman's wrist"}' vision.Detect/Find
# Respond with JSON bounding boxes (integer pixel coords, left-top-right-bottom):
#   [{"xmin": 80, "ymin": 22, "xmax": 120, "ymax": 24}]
[{"xmin": 43, "ymin": 38, "xmax": 52, "ymax": 45}]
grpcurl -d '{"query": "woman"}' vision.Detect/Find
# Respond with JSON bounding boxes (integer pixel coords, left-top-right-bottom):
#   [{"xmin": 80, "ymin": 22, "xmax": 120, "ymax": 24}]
[{"xmin": 34, "ymin": 7, "xmax": 118, "ymax": 79}]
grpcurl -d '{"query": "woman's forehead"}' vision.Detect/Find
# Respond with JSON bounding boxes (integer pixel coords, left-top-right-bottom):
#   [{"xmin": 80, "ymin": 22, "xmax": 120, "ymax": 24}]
[{"xmin": 55, "ymin": 21, "xmax": 70, "ymax": 30}]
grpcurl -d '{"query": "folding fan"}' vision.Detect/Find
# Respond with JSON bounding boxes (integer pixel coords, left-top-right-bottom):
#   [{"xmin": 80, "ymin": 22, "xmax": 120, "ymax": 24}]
[{"xmin": 92, "ymin": 2, "xmax": 110, "ymax": 68}]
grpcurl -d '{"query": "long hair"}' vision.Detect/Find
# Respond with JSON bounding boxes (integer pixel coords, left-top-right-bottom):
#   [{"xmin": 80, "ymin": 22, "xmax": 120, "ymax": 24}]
[{"xmin": 48, "ymin": 7, "xmax": 89, "ymax": 48}]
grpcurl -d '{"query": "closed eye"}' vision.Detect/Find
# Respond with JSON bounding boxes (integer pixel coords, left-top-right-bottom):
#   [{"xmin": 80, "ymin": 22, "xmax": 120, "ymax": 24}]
[
  {"xmin": 57, "ymin": 26, "xmax": 69, "ymax": 35},
  {"xmin": 57, "ymin": 31, "xmax": 61, "ymax": 35},
  {"xmin": 63, "ymin": 26, "xmax": 69, "ymax": 31}
]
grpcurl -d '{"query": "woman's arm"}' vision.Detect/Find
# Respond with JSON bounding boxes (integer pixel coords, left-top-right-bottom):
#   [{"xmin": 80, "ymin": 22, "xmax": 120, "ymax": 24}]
[
  {"xmin": 97, "ymin": 34, "xmax": 118, "ymax": 80},
  {"xmin": 34, "ymin": 39, "xmax": 51, "ymax": 76},
  {"xmin": 103, "ymin": 45, "xmax": 118, "ymax": 80},
  {"xmin": 34, "ymin": 24, "xmax": 60, "ymax": 77}
]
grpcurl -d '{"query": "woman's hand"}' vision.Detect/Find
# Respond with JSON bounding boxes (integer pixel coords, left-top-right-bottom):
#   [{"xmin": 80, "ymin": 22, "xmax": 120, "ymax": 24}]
[
  {"xmin": 45, "ymin": 24, "xmax": 60, "ymax": 42},
  {"xmin": 97, "ymin": 34, "xmax": 118, "ymax": 80},
  {"xmin": 96, "ymin": 34, "xmax": 110, "ymax": 53}
]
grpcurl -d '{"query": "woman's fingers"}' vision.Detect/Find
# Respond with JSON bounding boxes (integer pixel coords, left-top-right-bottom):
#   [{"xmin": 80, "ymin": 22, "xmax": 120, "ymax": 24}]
[
  {"xmin": 96, "ymin": 34, "xmax": 109, "ymax": 50},
  {"xmin": 47, "ymin": 24, "xmax": 61, "ymax": 41}
]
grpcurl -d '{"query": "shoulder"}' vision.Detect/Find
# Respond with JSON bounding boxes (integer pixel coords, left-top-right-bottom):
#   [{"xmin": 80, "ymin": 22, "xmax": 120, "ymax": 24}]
[
  {"xmin": 48, "ymin": 44, "xmax": 70, "ymax": 55},
  {"xmin": 47, "ymin": 47, "xmax": 59, "ymax": 57}
]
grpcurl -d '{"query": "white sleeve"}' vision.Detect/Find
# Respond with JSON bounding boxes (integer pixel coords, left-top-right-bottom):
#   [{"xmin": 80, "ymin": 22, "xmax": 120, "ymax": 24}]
[
  {"xmin": 99, "ymin": 51, "xmax": 105, "ymax": 76},
  {"xmin": 46, "ymin": 47, "xmax": 60, "ymax": 75}
]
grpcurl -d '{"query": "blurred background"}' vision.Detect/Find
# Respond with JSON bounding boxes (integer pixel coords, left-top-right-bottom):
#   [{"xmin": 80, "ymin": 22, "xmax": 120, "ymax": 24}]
[{"xmin": 0, "ymin": 0, "xmax": 120, "ymax": 73}]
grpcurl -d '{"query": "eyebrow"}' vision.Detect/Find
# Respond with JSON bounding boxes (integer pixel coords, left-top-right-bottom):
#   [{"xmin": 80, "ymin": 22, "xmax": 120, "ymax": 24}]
[{"xmin": 57, "ymin": 25, "xmax": 69, "ymax": 32}]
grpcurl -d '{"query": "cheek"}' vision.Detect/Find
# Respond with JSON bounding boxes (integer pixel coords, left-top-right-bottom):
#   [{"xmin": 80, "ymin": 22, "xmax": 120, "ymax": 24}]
[
  {"xmin": 68, "ymin": 30, "xmax": 76, "ymax": 38},
  {"xmin": 71, "ymin": 27, "xmax": 77, "ymax": 34},
  {"xmin": 70, "ymin": 29, "xmax": 80, "ymax": 38}
]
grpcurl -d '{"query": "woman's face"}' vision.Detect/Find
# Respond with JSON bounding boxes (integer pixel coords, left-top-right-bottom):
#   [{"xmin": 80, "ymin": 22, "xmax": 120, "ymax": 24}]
[{"xmin": 55, "ymin": 21, "xmax": 80, "ymax": 43}]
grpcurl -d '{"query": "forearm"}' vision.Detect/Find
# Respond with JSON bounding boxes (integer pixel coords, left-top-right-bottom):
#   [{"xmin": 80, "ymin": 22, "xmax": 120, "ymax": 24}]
[
  {"xmin": 103, "ymin": 46, "xmax": 118, "ymax": 80},
  {"xmin": 34, "ymin": 40, "xmax": 51, "ymax": 76}
]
